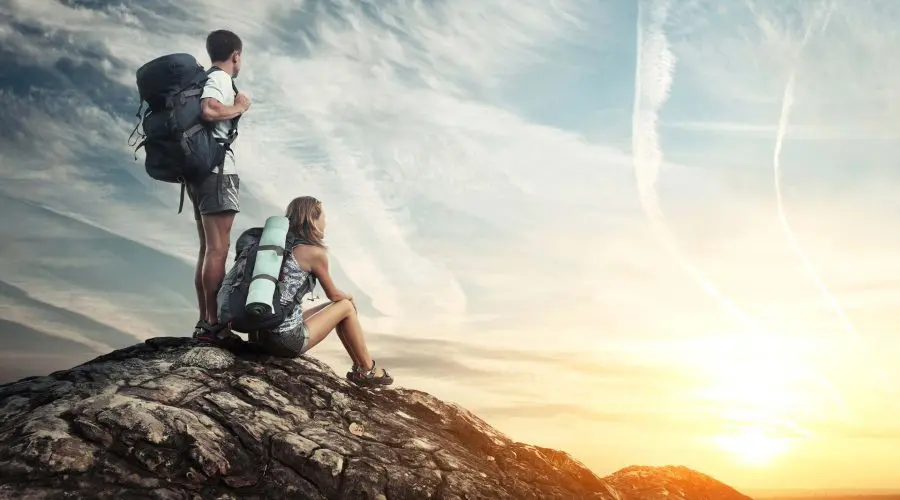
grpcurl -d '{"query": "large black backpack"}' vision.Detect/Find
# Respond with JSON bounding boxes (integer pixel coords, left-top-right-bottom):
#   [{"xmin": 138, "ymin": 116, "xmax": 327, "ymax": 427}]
[
  {"xmin": 128, "ymin": 53, "xmax": 240, "ymax": 213},
  {"xmin": 217, "ymin": 227, "xmax": 317, "ymax": 334}
]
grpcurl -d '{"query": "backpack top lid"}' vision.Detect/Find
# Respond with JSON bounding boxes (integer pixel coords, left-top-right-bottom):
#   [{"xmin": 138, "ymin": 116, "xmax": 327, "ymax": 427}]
[
  {"xmin": 233, "ymin": 224, "xmax": 311, "ymax": 263},
  {"xmin": 234, "ymin": 227, "xmax": 264, "ymax": 258},
  {"xmin": 135, "ymin": 53, "xmax": 207, "ymax": 109}
]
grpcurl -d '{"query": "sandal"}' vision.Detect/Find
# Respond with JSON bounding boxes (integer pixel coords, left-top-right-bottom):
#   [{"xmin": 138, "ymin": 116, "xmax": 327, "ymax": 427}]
[
  {"xmin": 192, "ymin": 320, "xmax": 213, "ymax": 341},
  {"xmin": 348, "ymin": 360, "xmax": 394, "ymax": 387},
  {"xmin": 193, "ymin": 321, "xmax": 229, "ymax": 343}
]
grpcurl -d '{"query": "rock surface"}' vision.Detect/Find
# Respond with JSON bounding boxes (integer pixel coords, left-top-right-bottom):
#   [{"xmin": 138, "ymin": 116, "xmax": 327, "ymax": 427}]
[
  {"xmin": 0, "ymin": 337, "xmax": 753, "ymax": 499},
  {"xmin": 603, "ymin": 466, "xmax": 754, "ymax": 500}
]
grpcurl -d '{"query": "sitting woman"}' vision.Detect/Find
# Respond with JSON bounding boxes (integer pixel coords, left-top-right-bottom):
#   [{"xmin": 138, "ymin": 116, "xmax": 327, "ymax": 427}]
[{"xmin": 254, "ymin": 196, "xmax": 393, "ymax": 387}]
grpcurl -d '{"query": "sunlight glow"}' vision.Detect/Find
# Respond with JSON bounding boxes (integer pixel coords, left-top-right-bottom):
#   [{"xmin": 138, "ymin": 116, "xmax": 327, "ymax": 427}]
[
  {"xmin": 683, "ymin": 331, "xmax": 844, "ymax": 468},
  {"xmin": 713, "ymin": 426, "xmax": 793, "ymax": 466}
]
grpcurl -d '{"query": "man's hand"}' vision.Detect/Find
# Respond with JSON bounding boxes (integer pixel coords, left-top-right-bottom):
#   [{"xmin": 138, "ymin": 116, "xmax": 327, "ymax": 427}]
[{"xmin": 235, "ymin": 92, "xmax": 251, "ymax": 113}]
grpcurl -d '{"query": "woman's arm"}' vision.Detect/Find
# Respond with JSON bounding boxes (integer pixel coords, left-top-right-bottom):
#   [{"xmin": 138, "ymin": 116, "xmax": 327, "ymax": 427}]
[{"xmin": 306, "ymin": 246, "xmax": 352, "ymax": 303}]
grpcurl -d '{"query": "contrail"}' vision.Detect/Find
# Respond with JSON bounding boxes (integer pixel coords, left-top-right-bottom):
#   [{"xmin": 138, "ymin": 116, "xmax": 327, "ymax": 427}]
[
  {"xmin": 773, "ymin": 75, "xmax": 858, "ymax": 335},
  {"xmin": 631, "ymin": 0, "xmax": 852, "ymax": 418},
  {"xmin": 632, "ymin": 0, "xmax": 761, "ymax": 331},
  {"xmin": 772, "ymin": 4, "xmax": 859, "ymax": 338},
  {"xmin": 772, "ymin": 4, "xmax": 892, "ymax": 386}
]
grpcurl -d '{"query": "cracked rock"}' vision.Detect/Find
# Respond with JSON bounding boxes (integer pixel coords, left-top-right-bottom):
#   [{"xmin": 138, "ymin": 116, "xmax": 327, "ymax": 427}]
[{"xmin": 0, "ymin": 337, "xmax": 753, "ymax": 499}]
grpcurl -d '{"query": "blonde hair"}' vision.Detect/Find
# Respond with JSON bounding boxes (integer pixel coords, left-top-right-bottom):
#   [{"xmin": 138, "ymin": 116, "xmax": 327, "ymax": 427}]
[{"xmin": 285, "ymin": 196, "xmax": 326, "ymax": 247}]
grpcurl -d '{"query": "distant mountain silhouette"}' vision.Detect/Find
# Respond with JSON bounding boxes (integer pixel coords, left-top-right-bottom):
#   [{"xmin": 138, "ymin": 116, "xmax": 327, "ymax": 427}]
[{"xmin": 753, "ymin": 494, "xmax": 900, "ymax": 500}]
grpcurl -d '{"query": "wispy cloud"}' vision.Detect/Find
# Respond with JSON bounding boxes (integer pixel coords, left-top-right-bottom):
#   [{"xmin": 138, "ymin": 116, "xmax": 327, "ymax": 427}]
[
  {"xmin": 0, "ymin": 0, "xmax": 634, "ymax": 331},
  {"xmin": 661, "ymin": 121, "xmax": 900, "ymax": 140},
  {"xmin": 0, "ymin": 279, "xmax": 123, "ymax": 355},
  {"xmin": 0, "ymin": 318, "xmax": 99, "ymax": 384}
]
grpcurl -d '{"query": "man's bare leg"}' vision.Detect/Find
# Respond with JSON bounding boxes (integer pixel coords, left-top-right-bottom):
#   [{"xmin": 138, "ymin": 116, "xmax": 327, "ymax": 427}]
[
  {"xmin": 194, "ymin": 219, "xmax": 207, "ymax": 325},
  {"xmin": 200, "ymin": 210, "xmax": 236, "ymax": 326}
]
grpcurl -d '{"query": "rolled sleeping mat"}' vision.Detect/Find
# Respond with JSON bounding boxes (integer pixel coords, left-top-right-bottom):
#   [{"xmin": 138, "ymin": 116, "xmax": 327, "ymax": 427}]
[{"xmin": 245, "ymin": 215, "xmax": 290, "ymax": 317}]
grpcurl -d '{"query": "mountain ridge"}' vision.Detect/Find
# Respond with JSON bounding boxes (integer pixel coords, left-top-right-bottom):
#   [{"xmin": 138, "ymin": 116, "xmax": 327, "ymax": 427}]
[{"xmin": 0, "ymin": 336, "xmax": 753, "ymax": 499}]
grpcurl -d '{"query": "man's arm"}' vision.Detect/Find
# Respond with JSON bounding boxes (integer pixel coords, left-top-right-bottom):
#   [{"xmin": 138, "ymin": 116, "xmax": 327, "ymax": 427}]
[
  {"xmin": 201, "ymin": 97, "xmax": 246, "ymax": 121},
  {"xmin": 199, "ymin": 71, "xmax": 249, "ymax": 121}
]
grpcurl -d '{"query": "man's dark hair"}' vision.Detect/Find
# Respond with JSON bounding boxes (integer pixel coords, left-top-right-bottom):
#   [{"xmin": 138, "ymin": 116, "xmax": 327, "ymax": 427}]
[{"xmin": 206, "ymin": 30, "xmax": 242, "ymax": 62}]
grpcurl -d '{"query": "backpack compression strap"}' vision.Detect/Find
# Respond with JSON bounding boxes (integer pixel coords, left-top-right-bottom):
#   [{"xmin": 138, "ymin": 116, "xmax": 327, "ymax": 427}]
[{"xmin": 249, "ymin": 243, "xmax": 288, "ymax": 284}]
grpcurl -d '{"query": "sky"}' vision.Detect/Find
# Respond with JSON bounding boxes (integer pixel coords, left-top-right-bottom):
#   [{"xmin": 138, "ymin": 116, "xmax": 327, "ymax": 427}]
[{"xmin": 1, "ymin": 0, "xmax": 900, "ymax": 493}]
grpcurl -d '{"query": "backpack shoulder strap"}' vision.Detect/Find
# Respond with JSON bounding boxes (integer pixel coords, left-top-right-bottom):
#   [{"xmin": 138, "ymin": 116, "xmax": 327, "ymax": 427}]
[
  {"xmin": 205, "ymin": 66, "xmax": 241, "ymax": 142},
  {"xmin": 285, "ymin": 232, "xmax": 301, "ymax": 250},
  {"xmin": 205, "ymin": 66, "xmax": 238, "ymax": 91}
]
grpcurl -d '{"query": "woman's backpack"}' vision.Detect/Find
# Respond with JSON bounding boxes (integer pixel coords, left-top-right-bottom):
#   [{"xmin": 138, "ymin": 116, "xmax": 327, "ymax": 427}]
[{"xmin": 216, "ymin": 218, "xmax": 313, "ymax": 334}]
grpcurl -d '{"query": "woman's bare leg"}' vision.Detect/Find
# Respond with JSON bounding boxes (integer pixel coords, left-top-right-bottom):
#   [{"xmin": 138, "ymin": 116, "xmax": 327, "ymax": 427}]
[
  {"xmin": 303, "ymin": 299, "xmax": 381, "ymax": 373},
  {"xmin": 303, "ymin": 301, "xmax": 359, "ymax": 367}
]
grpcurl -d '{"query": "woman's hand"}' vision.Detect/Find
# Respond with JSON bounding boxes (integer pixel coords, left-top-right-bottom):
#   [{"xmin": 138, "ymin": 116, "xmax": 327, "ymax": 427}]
[{"xmin": 330, "ymin": 291, "xmax": 357, "ymax": 311}]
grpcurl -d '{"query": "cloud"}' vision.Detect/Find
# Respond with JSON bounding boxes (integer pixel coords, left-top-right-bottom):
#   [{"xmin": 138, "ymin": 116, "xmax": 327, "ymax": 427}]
[
  {"xmin": 3, "ymin": 0, "xmax": 899, "ymax": 367},
  {"xmin": 473, "ymin": 402, "xmax": 716, "ymax": 435},
  {"xmin": 0, "ymin": 318, "xmax": 99, "ymax": 384},
  {"xmin": 0, "ymin": 0, "xmax": 649, "ymax": 337},
  {"xmin": 364, "ymin": 331, "xmax": 703, "ymax": 383},
  {"xmin": 0, "ymin": 278, "xmax": 131, "ymax": 352},
  {"xmin": 0, "ymin": 318, "xmax": 96, "ymax": 354},
  {"xmin": 660, "ymin": 121, "xmax": 900, "ymax": 140}
]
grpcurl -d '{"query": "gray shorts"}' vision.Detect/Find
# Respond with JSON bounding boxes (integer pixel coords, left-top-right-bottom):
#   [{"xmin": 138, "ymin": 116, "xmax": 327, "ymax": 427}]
[
  {"xmin": 186, "ymin": 173, "xmax": 240, "ymax": 220},
  {"xmin": 256, "ymin": 325, "xmax": 310, "ymax": 358}
]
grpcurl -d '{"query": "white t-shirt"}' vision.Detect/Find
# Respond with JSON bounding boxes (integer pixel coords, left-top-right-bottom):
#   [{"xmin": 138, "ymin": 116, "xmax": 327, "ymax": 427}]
[{"xmin": 201, "ymin": 69, "xmax": 238, "ymax": 175}]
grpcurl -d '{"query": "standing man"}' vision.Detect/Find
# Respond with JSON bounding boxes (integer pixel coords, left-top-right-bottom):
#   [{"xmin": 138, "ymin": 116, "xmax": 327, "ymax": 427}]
[{"xmin": 189, "ymin": 29, "xmax": 251, "ymax": 340}]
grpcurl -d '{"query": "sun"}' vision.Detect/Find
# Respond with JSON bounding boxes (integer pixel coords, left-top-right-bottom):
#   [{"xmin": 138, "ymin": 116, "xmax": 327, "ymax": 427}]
[
  {"xmin": 713, "ymin": 427, "xmax": 793, "ymax": 466},
  {"xmin": 681, "ymin": 331, "xmax": 837, "ymax": 467}
]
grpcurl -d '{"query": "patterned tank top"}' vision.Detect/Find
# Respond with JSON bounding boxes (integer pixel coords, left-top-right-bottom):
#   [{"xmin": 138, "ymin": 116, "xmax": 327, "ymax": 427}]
[{"xmin": 271, "ymin": 246, "xmax": 317, "ymax": 334}]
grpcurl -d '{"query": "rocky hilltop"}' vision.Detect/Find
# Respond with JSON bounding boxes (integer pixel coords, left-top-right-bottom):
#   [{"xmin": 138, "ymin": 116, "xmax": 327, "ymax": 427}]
[
  {"xmin": 0, "ymin": 337, "xmax": 753, "ymax": 499},
  {"xmin": 604, "ymin": 465, "xmax": 754, "ymax": 500}
]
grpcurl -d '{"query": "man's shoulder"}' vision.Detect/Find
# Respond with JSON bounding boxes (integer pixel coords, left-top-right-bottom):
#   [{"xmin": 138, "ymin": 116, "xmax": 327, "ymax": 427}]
[
  {"xmin": 205, "ymin": 68, "xmax": 233, "ymax": 88},
  {"xmin": 201, "ymin": 68, "xmax": 234, "ymax": 104}
]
